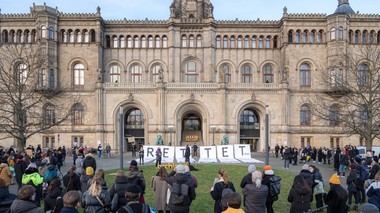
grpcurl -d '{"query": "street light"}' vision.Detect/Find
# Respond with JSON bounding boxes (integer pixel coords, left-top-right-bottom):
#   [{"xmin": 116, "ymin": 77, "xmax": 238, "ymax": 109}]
[
  {"xmin": 265, "ymin": 105, "xmax": 269, "ymax": 165},
  {"xmin": 168, "ymin": 125, "xmax": 174, "ymax": 146},
  {"xmin": 119, "ymin": 107, "xmax": 124, "ymax": 170},
  {"xmin": 210, "ymin": 126, "xmax": 216, "ymax": 145}
]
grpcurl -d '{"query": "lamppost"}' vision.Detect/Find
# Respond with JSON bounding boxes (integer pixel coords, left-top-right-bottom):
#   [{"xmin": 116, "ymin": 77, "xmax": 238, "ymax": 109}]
[
  {"xmin": 168, "ymin": 125, "xmax": 174, "ymax": 146},
  {"xmin": 119, "ymin": 107, "xmax": 124, "ymax": 170},
  {"xmin": 210, "ymin": 126, "xmax": 216, "ymax": 145},
  {"xmin": 265, "ymin": 105, "xmax": 269, "ymax": 165}
]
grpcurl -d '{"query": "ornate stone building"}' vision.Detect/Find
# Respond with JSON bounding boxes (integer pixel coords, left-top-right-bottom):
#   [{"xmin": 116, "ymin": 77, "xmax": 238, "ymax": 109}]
[{"xmin": 1, "ymin": 0, "xmax": 380, "ymax": 150}]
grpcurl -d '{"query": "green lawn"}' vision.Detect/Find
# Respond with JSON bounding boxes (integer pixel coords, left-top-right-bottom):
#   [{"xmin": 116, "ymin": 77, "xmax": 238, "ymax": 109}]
[{"xmin": 104, "ymin": 164, "xmax": 295, "ymax": 213}]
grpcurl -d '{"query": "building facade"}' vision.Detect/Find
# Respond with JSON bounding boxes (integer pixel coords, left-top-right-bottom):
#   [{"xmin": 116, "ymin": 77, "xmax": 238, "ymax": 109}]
[{"xmin": 1, "ymin": 0, "xmax": 380, "ymax": 150}]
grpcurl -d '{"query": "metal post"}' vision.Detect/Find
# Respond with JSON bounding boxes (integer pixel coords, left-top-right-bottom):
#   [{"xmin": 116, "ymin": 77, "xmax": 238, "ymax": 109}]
[
  {"xmin": 119, "ymin": 107, "xmax": 124, "ymax": 170},
  {"xmin": 211, "ymin": 126, "xmax": 216, "ymax": 145},
  {"xmin": 265, "ymin": 105, "xmax": 269, "ymax": 165}
]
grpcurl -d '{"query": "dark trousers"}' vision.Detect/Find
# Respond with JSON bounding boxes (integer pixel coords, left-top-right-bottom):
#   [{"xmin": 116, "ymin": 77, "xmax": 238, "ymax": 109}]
[
  {"xmin": 155, "ymin": 158, "xmax": 161, "ymax": 167},
  {"xmin": 266, "ymin": 200, "xmax": 274, "ymax": 213},
  {"xmin": 315, "ymin": 193, "xmax": 323, "ymax": 209},
  {"xmin": 139, "ymin": 156, "xmax": 144, "ymax": 165},
  {"xmin": 348, "ymin": 191, "xmax": 359, "ymax": 206},
  {"xmin": 357, "ymin": 180, "xmax": 366, "ymax": 202}
]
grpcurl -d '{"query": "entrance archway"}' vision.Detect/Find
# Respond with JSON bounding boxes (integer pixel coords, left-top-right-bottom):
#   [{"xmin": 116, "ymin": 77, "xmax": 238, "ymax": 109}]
[
  {"xmin": 239, "ymin": 108, "xmax": 260, "ymax": 151},
  {"xmin": 124, "ymin": 108, "xmax": 145, "ymax": 151},
  {"xmin": 181, "ymin": 112, "xmax": 203, "ymax": 145}
]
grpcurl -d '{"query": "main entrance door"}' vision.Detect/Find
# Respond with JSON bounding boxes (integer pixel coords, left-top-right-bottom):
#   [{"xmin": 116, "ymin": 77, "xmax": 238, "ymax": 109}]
[
  {"xmin": 239, "ymin": 109, "xmax": 260, "ymax": 152},
  {"xmin": 181, "ymin": 112, "xmax": 203, "ymax": 145},
  {"xmin": 124, "ymin": 108, "xmax": 144, "ymax": 151}
]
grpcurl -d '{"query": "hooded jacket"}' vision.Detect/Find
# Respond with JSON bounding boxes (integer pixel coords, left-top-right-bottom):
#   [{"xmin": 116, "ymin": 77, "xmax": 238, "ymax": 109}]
[
  {"xmin": 0, "ymin": 163, "xmax": 12, "ymax": 187},
  {"xmin": 14, "ymin": 158, "xmax": 28, "ymax": 183},
  {"xmin": 288, "ymin": 185, "xmax": 312, "ymax": 213},
  {"xmin": 81, "ymin": 189, "xmax": 111, "ymax": 213},
  {"xmin": 82, "ymin": 154, "xmax": 96, "ymax": 171},
  {"xmin": 109, "ymin": 175, "xmax": 129, "ymax": 210},
  {"xmin": 44, "ymin": 186, "xmax": 64, "ymax": 213},
  {"xmin": 126, "ymin": 169, "xmax": 146, "ymax": 194},
  {"xmin": 10, "ymin": 198, "xmax": 42, "ymax": 213},
  {"xmin": 165, "ymin": 171, "xmax": 196, "ymax": 213},
  {"xmin": 0, "ymin": 188, "xmax": 16, "ymax": 212},
  {"xmin": 22, "ymin": 172, "xmax": 43, "ymax": 186}
]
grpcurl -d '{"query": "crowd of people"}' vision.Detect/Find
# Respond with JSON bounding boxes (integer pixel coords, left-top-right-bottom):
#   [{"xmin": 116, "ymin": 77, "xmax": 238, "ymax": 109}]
[{"xmin": 1, "ymin": 144, "xmax": 380, "ymax": 213}]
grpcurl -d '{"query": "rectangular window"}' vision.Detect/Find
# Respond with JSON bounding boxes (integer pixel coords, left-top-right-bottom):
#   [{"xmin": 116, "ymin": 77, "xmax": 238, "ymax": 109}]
[
  {"xmin": 43, "ymin": 136, "xmax": 56, "ymax": 148},
  {"xmin": 330, "ymin": 137, "xmax": 341, "ymax": 148},
  {"xmin": 72, "ymin": 136, "xmax": 84, "ymax": 148},
  {"xmin": 301, "ymin": 137, "xmax": 311, "ymax": 148}
]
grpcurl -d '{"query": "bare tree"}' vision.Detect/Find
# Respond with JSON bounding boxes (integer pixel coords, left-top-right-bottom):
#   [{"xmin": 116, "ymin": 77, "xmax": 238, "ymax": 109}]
[
  {"xmin": 308, "ymin": 45, "xmax": 380, "ymax": 150},
  {"xmin": 0, "ymin": 44, "xmax": 77, "ymax": 148}
]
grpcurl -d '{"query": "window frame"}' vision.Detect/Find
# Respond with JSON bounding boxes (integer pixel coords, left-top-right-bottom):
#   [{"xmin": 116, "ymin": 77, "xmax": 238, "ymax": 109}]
[
  {"xmin": 241, "ymin": 64, "xmax": 252, "ymax": 83},
  {"xmin": 300, "ymin": 63, "xmax": 311, "ymax": 87}
]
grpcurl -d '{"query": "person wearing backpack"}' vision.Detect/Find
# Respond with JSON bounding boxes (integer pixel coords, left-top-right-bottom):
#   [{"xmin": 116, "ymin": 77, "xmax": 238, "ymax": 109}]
[
  {"xmin": 309, "ymin": 165, "xmax": 324, "ymax": 212},
  {"xmin": 355, "ymin": 156, "xmax": 368, "ymax": 203},
  {"xmin": 346, "ymin": 163, "xmax": 359, "ymax": 211},
  {"xmin": 126, "ymin": 160, "xmax": 146, "ymax": 203},
  {"xmin": 44, "ymin": 179, "xmax": 64, "ymax": 213},
  {"xmin": 109, "ymin": 170, "xmax": 129, "ymax": 212},
  {"xmin": 243, "ymin": 171, "xmax": 268, "ymax": 213},
  {"xmin": 262, "ymin": 165, "xmax": 280, "ymax": 213},
  {"xmin": 116, "ymin": 185, "xmax": 152, "ymax": 213},
  {"xmin": 211, "ymin": 168, "xmax": 236, "ymax": 213},
  {"xmin": 166, "ymin": 164, "xmax": 196, "ymax": 213}
]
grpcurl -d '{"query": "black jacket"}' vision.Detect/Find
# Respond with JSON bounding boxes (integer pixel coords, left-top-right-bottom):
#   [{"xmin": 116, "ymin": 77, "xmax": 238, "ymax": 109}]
[
  {"xmin": 44, "ymin": 186, "xmax": 64, "ymax": 213},
  {"xmin": 240, "ymin": 173, "xmax": 252, "ymax": 189},
  {"xmin": 82, "ymin": 155, "xmax": 97, "ymax": 171},
  {"xmin": 0, "ymin": 188, "xmax": 16, "ymax": 213},
  {"xmin": 211, "ymin": 181, "xmax": 236, "ymax": 213},
  {"xmin": 14, "ymin": 159, "xmax": 27, "ymax": 183},
  {"xmin": 324, "ymin": 185, "xmax": 348, "ymax": 213},
  {"xmin": 109, "ymin": 175, "xmax": 129, "ymax": 210},
  {"xmin": 63, "ymin": 173, "xmax": 81, "ymax": 191},
  {"xmin": 165, "ymin": 172, "xmax": 196, "ymax": 213},
  {"xmin": 288, "ymin": 186, "xmax": 312, "ymax": 213}
]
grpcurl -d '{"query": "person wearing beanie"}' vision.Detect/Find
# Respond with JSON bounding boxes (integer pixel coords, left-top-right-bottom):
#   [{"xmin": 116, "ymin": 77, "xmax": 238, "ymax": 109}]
[
  {"xmin": 346, "ymin": 163, "xmax": 359, "ymax": 211},
  {"xmin": 165, "ymin": 164, "xmax": 196, "ymax": 213},
  {"xmin": 185, "ymin": 165, "xmax": 198, "ymax": 188},
  {"xmin": 309, "ymin": 165, "xmax": 324, "ymax": 212},
  {"xmin": 361, "ymin": 203, "xmax": 380, "ymax": 213},
  {"xmin": 338, "ymin": 149, "xmax": 349, "ymax": 177},
  {"xmin": 117, "ymin": 184, "xmax": 152, "ymax": 213},
  {"xmin": 126, "ymin": 159, "xmax": 146, "ymax": 203},
  {"xmin": 367, "ymin": 170, "xmax": 380, "ymax": 211},
  {"xmin": 299, "ymin": 164, "xmax": 314, "ymax": 191},
  {"xmin": 324, "ymin": 174, "xmax": 348, "ymax": 213},
  {"xmin": 21, "ymin": 162, "xmax": 43, "ymax": 207},
  {"xmin": 262, "ymin": 167, "xmax": 279, "ymax": 213},
  {"xmin": 263, "ymin": 165, "xmax": 271, "ymax": 171},
  {"xmin": 80, "ymin": 166, "xmax": 94, "ymax": 193},
  {"xmin": 240, "ymin": 164, "xmax": 256, "ymax": 190}
]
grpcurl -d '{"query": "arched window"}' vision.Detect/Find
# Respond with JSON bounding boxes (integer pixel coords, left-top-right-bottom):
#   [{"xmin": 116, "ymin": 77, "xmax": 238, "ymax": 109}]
[
  {"xmin": 185, "ymin": 61, "xmax": 198, "ymax": 83},
  {"xmin": 221, "ymin": 64, "xmax": 231, "ymax": 83},
  {"xmin": 10, "ymin": 30, "xmax": 15, "ymax": 43},
  {"xmin": 230, "ymin": 36, "xmax": 235, "ymax": 48},
  {"xmin": 244, "ymin": 36, "xmax": 249, "ymax": 48},
  {"xmin": 263, "ymin": 64, "xmax": 273, "ymax": 83},
  {"xmin": 354, "ymin": 30, "xmax": 359, "ymax": 44},
  {"xmin": 252, "ymin": 36, "xmax": 257, "ymax": 48},
  {"xmin": 134, "ymin": 36, "xmax": 140, "ymax": 48},
  {"xmin": 362, "ymin": 30, "xmax": 368, "ymax": 44},
  {"xmin": 273, "ymin": 36, "xmax": 278, "ymax": 48},
  {"xmin": 127, "ymin": 36, "xmax": 132, "ymax": 48},
  {"xmin": 152, "ymin": 64, "xmax": 162, "ymax": 83},
  {"xmin": 331, "ymin": 69, "xmax": 343, "ymax": 87},
  {"xmin": 295, "ymin": 31, "xmax": 300, "ymax": 43},
  {"xmin": 141, "ymin": 36, "xmax": 146, "ymax": 48},
  {"xmin": 69, "ymin": 30, "xmax": 74, "ymax": 43},
  {"xmin": 330, "ymin": 27, "xmax": 336, "ymax": 40},
  {"xmin": 183, "ymin": 113, "xmax": 201, "ymax": 131},
  {"xmin": 223, "ymin": 36, "xmax": 228, "ymax": 48},
  {"xmin": 182, "ymin": 35, "xmax": 187, "ymax": 47},
  {"xmin": 358, "ymin": 106, "xmax": 368, "ymax": 125},
  {"xmin": 358, "ymin": 64, "xmax": 369, "ymax": 85},
  {"xmin": 300, "ymin": 63, "xmax": 311, "ymax": 87},
  {"xmin": 266, "ymin": 36, "xmax": 271, "ymax": 48},
  {"xmin": 329, "ymin": 104, "xmax": 340, "ymax": 126},
  {"xmin": 126, "ymin": 108, "xmax": 144, "ymax": 129},
  {"xmin": 112, "ymin": 36, "xmax": 118, "ymax": 48},
  {"xmin": 369, "ymin": 31, "xmax": 375, "ymax": 44},
  {"xmin": 310, "ymin": 31, "xmax": 315, "ymax": 43},
  {"xmin": 163, "ymin": 36, "xmax": 168, "ymax": 48},
  {"xmin": 49, "ymin": 69, "xmax": 55, "ymax": 88},
  {"xmin": 40, "ymin": 68, "xmax": 48, "ymax": 88},
  {"xmin": 241, "ymin": 64, "xmax": 252, "ymax": 83},
  {"xmin": 259, "ymin": 36, "xmax": 263, "ymax": 48},
  {"xmin": 130, "ymin": 64, "xmax": 142, "ymax": 83},
  {"xmin": 300, "ymin": 105, "xmax": 311, "ymax": 126},
  {"xmin": 2, "ymin": 30, "xmax": 8, "ymax": 43},
  {"xmin": 84, "ymin": 31, "xmax": 89, "ymax": 43},
  {"xmin": 72, "ymin": 103, "xmax": 84, "ymax": 125},
  {"xmin": 317, "ymin": 31, "xmax": 323, "ymax": 43},
  {"xmin": 155, "ymin": 36, "xmax": 160, "ymax": 48},
  {"xmin": 240, "ymin": 109, "xmax": 259, "ymax": 129},
  {"xmin": 302, "ymin": 31, "xmax": 307, "ymax": 43},
  {"xmin": 73, "ymin": 64, "xmax": 85, "ymax": 86},
  {"xmin": 105, "ymin": 35, "xmax": 111, "ymax": 48},
  {"xmin": 338, "ymin": 26, "xmax": 343, "ymax": 39},
  {"xmin": 61, "ymin": 30, "xmax": 67, "ymax": 43},
  {"xmin": 216, "ymin": 36, "xmax": 221, "ymax": 48},
  {"xmin": 148, "ymin": 36, "xmax": 153, "ymax": 48},
  {"xmin": 41, "ymin": 25, "xmax": 47, "ymax": 38},
  {"xmin": 49, "ymin": 26, "xmax": 54, "ymax": 40},
  {"xmin": 288, "ymin": 30, "xmax": 293, "ymax": 43},
  {"xmin": 110, "ymin": 65, "xmax": 120, "ymax": 83},
  {"xmin": 196, "ymin": 35, "xmax": 201, "ymax": 47},
  {"xmin": 189, "ymin": 35, "xmax": 195, "ymax": 47},
  {"xmin": 19, "ymin": 30, "xmax": 24, "ymax": 43},
  {"xmin": 237, "ymin": 36, "xmax": 242, "ymax": 48},
  {"xmin": 44, "ymin": 105, "xmax": 56, "ymax": 125},
  {"xmin": 17, "ymin": 63, "xmax": 28, "ymax": 85},
  {"xmin": 90, "ymin": 30, "xmax": 96, "ymax": 42},
  {"xmin": 378, "ymin": 31, "xmax": 380, "ymax": 45},
  {"xmin": 76, "ymin": 30, "xmax": 82, "ymax": 43},
  {"xmin": 120, "ymin": 36, "xmax": 125, "ymax": 48}
]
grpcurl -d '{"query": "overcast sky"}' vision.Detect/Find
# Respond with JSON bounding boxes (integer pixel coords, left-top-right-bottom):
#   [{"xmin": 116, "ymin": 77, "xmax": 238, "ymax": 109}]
[{"xmin": 1, "ymin": 0, "xmax": 378, "ymax": 21}]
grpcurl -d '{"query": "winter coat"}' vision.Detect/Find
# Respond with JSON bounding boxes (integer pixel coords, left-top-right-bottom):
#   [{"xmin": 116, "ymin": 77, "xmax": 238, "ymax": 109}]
[
  {"xmin": 262, "ymin": 173, "xmax": 275, "ymax": 203},
  {"xmin": 243, "ymin": 183, "xmax": 268, "ymax": 213},
  {"xmin": 0, "ymin": 163, "xmax": 12, "ymax": 187},
  {"xmin": 62, "ymin": 173, "xmax": 81, "ymax": 191},
  {"xmin": 369, "ymin": 164, "xmax": 380, "ymax": 179},
  {"xmin": 10, "ymin": 198, "xmax": 42, "ymax": 213},
  {"xmin": 0, "ymin": 188, "xmax": 16, "ymax": 213},
  {"xmin": 152, "ymin": 176, "xmax": 169, "ymax": 211},
  {"xmin": 239, "ymin": 173, "xmax": 252, "ymax": 189},
  {"xmin": 323, "ymin": 185, "xmax": 348, "ymax": 213},
  {"xmin": 21, "ymin": 170, "xmax": 43, "ymax": 207},
  {"xmin": 366, "ymin": 180, "xmax": 380, "ymax": 210},
  {"xmin": 74, "ymin": 158, "xmax": 84, "ymax": 176},
  {"xmin": 109, "ymin": 175, "xmax": 129, "ymax": 210},
  {"xmin": 82, "ymin": 154, "xmax": 96, "ymax": 171},
  {"xmin": 60, "ymin": 207, "xmax": 80, "ymax": 213},
  {"xmin": 222, "ymin": 207, "xmax": 246, "ymax": 213},
  {"xmin": 211, "ymin": 180, "xmax": 236, "ymax": 213},
  {"xmin": 346, "ymin": 169, "xmax": 359, "ymax": 193},
  {"xmin": 288, "ymin": 186, "xmax": 312, "ymax": 213},
  {"xmin": 81, "ymin": 189, "xmax": 111, "ymax": 213},
  {"xmin": 299, "ymin": 170, "xmax": 315, "ymax": 190},
  {"xmin": 44, "ymin": 186, "xmax": 64, "ymax": 213},
  {"xmin": 14, "ymin": 159, "xmax": 27, "ymax": 184},
  {"xmin": 126, "ymin": 169, "xmax": 146, "ymax": 194},
  {"xmin": 339, "ymin": 154, "xmax": 349, "ymax": 166},
  {"xmin": 165, "ymin": 172, "xmax": 196, "ymax": 213}
]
